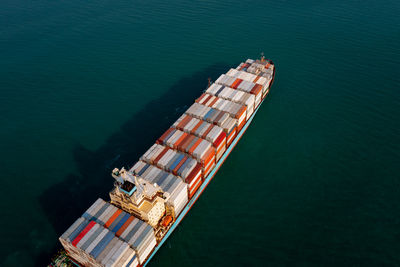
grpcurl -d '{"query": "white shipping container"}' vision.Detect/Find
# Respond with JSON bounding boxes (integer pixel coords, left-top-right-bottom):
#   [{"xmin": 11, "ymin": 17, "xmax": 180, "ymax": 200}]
[
  {"xmin": 97, "ymin": 205, "xmax": 117, "ymax": 225},
  {"xmin": 130, "ymin": 161, "xmax": 146, "ymax": 174},
  {"xmin": 158, "ymin": 149, "xmax": 174, "ymax": 167},
  {"xmin": 184, "ymin": 118, "xmax": 197, "ymax": 132},
  {"xmin": 120, "ymin": 219, "xmax": 140, "ymax": 240},
  {"xmin": 137, "ymin": 237, "xmax": 157, "ymax": 264},
  {"xmin": 85, "ymin": 228, "xmax": 109, "ymax": 255},
  {"xmin": 114, "ymin": 247, "xmax": 138, "ymax": 267},
  {"xmin": 141, "ymin": 144, "xmax": 158, "ymax": 162},
  {"xmin": 181, "ymin": 158, "xmax": 197, "ymax": 178},
  {"xmin": 97, "ymin": 237, "xmax": 120, "ymax": 263},
  {"xmin": 215, "ymin": 74, "xmax": 225, "ymax": 84},
  {"xmin": 165, "ymin": 130, "xmax": 181, "ymax": 147},
  {"xmin": 105, "ymin": 242, "xmax": 130, "ymax": 267}
]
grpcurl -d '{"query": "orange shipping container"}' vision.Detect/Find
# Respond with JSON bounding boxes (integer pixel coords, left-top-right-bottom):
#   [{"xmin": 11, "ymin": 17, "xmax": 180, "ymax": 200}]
[
  {"xmin": 176, "ymin": 134, "xmax": 191, "ymax": 151},
  {"xmin": 201, "ymin": 147, "xmax": 216, "ymax": 166},
  {"xmin": 237, "ymin": 118, "xmax": 246, "ymax": 132},
  {"xmin": 203, "ymin": 161, "xmax": 215, "ymax": 178},
  {"xmin": 231, "ymin": 78, "xmax": 243, "ymax": 89},
  {"xmin": 237, "ymin": 106, "xmax": 246, "ymax": 119},
  {"xmin": 115, "ymin": 216, "xmax": 134, "ymax": 237},
  {"xmin": 188, "ymin": 138, "xmax": 203, "ymax": 154},
  {"xmin": 208, "ymin": 97, "xmax": 219, "ymax": 107},
  {"xmin": 173, "ymin": 156, "xmax": 188, "ymax": 175},
  {"xmin": 217, "ymin": 141, "xmax": 226, "ymax": 154},
  {"xmin": 174, "ymin": 132, "xmax": 188, "ymax": 149},
  {"xmin": 253, "ymin": 75, "xmax": 261, "ymax": 83},
  {"xmin": 190, "ymin": 120, "xmax": 203, "ymax": 134},
  {"xmin": 104, "ymin": 209, "xmax": 122, "ymax": 228}
]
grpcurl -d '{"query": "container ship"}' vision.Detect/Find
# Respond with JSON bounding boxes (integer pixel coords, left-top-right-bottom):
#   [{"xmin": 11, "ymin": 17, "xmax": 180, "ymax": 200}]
[{"xmin": 51, "ymin": 57, "xmax": 275, "ymax": 267}]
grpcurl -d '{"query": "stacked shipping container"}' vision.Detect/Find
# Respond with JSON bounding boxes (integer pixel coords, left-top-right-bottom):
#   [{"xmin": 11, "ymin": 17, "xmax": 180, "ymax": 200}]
[
  {"xmin": 215, "ymin": 73, "xmax": 263, "ymax": 107},
  {"xmin": 195, "ymin": 93, "xmax": 247, "ymax": 130},
  {"xmin": 58, "ymin": 58, "xmax": 274, "ymax": 267},
  {"xmin": 185, "ymin": 103, "xmax": 237, "ymax": 146},
  {"xmin": 172, "ymin": 114, "xmax": 227, "ymax": 162},
  {"xmin": 60, "ymin": 198, "xmax": 157, "ymax": 267},
  {"xmin": 205, "ymin": 83, "xmax": 255, "ymax": 120},
  {"xmin": 236, "ymin": 59, "xmax": 274, "ymax": 96}
]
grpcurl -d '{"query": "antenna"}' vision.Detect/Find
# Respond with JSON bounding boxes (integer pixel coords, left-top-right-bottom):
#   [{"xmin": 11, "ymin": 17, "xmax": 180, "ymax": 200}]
[
  {"xmin": 260, "ymin": 52, "xmax": 265, "ymax": 62},
  {"xmin": 112, "ymin": 167, "xmax": 144, "ymax": 193}
]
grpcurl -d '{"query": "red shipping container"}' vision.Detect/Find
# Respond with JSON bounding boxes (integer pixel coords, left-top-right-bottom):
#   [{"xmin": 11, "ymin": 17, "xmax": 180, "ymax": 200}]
[
  {"xmin": 231, "ymin": 78, "xmax": 243, "ymax": 89},
  {"xmin": 189, "ymin": 179, "xmax": 202, "ymax": 198},
  {"xmin": 177, "ymin": 115, "xmax": 192, "ymax": 130},
  {"xmin": 72, "ymin": 221, "xmax": 96, "ymax": 247},
  {"xmin": 157, "ymin": 128, "xmax": 175, "ymax": 144},
  {"xmin": 180, "ymin": 135, "xmax": 195, "ymax": 152},
  {"xmin": 206, "ymin": 95, "xmax": 218, "ymax": 107},
  {"xmin": 250, "ymin": 84, "xmax": 262, "ymax": 95},
  {"xmin": 195, "ymin": 93, "xmax": 206, "ymax": 103},
  {"xmin": 213, "ymin": 131, "xmax": 227, "ymax": 148},
  {"xmin": 185, "ymin": 163, "xmax": 202, "ymax": 185},
  {"xmin": 203, "ymin": 94, "xmax": 213, "ymax": 105},
  {"xmin": 153, "ymin": 147, "xmax": 169, "ymax": 165},
  {"xmin": 213, "ymin": 112, "xmax": 224, "ymax": 125},
  {"xmin": 189, "ymin": 176, "xmax": 202, "ymax": 192}
]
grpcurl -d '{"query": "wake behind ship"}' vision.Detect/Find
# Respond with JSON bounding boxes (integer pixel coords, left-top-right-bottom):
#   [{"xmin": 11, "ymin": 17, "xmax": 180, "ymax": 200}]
[{"xmin": 50, "ymin": 57, "xmax": 275, "ymax": 267}]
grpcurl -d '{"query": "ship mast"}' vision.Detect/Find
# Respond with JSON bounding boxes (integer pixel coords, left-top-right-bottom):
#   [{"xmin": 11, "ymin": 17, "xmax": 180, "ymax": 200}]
[{"xmin": 260, "ymin": 52, "xmax": 265, "ymax": 62}]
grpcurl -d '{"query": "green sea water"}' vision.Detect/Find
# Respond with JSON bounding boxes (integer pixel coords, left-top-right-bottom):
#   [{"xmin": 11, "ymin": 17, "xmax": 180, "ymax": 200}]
[{"xmin": 0, "ymin": 0, "xmax": 399, "ymax": 266}]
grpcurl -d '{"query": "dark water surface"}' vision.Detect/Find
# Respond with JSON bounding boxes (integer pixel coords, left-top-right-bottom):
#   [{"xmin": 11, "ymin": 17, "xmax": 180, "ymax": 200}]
[{"xmin": 0, "ymin": 0, "xmax": 399, "ymax": 266}]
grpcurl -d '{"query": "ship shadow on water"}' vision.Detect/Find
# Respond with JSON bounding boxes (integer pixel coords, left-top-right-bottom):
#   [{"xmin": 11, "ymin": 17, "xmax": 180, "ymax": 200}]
[{"xmin": 35, "ymin": 63, "xmax": 230, "ymax": 266}]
